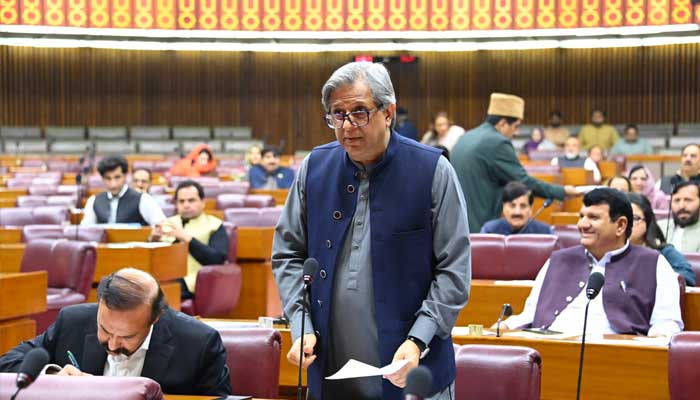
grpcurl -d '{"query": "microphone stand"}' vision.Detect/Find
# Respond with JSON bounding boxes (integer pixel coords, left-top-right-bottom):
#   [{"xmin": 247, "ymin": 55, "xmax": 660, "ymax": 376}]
[
  {"xmin": 297, "ymin": 280, "xmax": 311, "ymax": 400},
  {"xmin": 518, "ymin": 199, "xmax": 554, "ymax": 234},
  {"xmin": 575, "ymin": 299, "xmax": 592, "ymax": 400}
]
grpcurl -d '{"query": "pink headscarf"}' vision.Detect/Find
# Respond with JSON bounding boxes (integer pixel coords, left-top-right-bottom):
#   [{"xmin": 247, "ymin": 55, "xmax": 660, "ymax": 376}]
[{"xmin": 628, "ymin": 165, "xmax": 670, "ymax": 210}]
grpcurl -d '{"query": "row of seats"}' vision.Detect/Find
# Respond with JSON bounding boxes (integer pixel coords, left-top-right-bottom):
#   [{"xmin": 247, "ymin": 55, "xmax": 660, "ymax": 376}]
[
  {"xmin": 516, "ymin": 123, "xmax": 700, "ymax": 138},
  {"xmin": 3, "ymin": 139, "xmax": 263, "ymax": 155},
  {"xmin": 0, "ymin": 126, "xmax": 254, "ymax": 140}
]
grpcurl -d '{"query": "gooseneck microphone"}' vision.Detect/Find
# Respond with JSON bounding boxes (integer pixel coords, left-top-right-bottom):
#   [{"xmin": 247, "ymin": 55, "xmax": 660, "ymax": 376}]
[
  {"xmin": 13, "ymin": 347, "xmax": 50, "ymax": 400},
  {"xmin": 404, "ymin": 366, "xmax": 433, "ymax": 400},
  {"xmin": 297, "ymin": 258, "xmax": 319, "ymax": 400},
  {"xmin": 518, "ymin": 198, "xmax": 554, "ymax": 234},
  {"xmin": 575, "ymin": 272, "xmax": 605, "ymax": 400},
  {"xmin": 496, "ymin": 303, "xmax": 513, "ymax": 338}
]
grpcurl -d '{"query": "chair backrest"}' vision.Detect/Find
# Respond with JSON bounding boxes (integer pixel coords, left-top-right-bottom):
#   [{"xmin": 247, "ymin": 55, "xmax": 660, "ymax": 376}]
[
  {"xmin": 216, "ymin": 328, "xmax": 281, "ymax": 398},
  {"xmin": 45, "ymin": 126, "xmax": 85, "ymax": 140},
  {"xmin": 0, "ymin": 373, "xmax": 163, "ymax": 400},
  {"xmin": 0, "ymin": 126, "xmax": 41, "ymax": 139},
  {"xmin": 669, "ymin": 332, "xmax": 700, "ymax": 400},
  {"xmin": 131, "ymin": 126, "xmax": 171, "ymax": 140},
  {"xmin": 88, "ymin": 126, "xmax": 128, "ymax": 140},
  {"xmin": 224, "ymin": 207, "xmax": 281, "ymax": 227},
  {"xmin": 17, "ymin": 195, "xmax": 48, "ymax": 207},
  {"xmin": 244, "ymin": 194, "xmax": 275, "ymax": 208},
  {"xmin": 20, "ymin": 239, "xmax": 97, "ymax": 297},
  {"xmin": 217, "ymin": 194, "xmax": 246, "ymax": 209},
  {"xmin": 218, "ymin": 181, "xmax": 250, "ymax": 195},
  {"xmin": 22, "ymin": 224, "xmax": 107, "ymax": 243},
  {"xmin": 172, "ymin": 126, "xmax": 211, "ymax": 140},
  {"xmin": 552, "ymin": 224, "xmax": 581, "ymax": 248},
  {"xmin": 455, "ymin": 345, "xmax": 541, "ymax": 400},
  {"xmin": 0, "ymin": 206, "xmax": 69, "ymax": 226},
  {"xmin": 684, "ymin": 253, "xmax": 700, "ymax": 289},
  {"xmin": 222, "ymin": 221, "xmax": 238, "ymax": 262},
  {"xmin": 470, "ymin": 234, "xmax": 560, "ymax": 279}
]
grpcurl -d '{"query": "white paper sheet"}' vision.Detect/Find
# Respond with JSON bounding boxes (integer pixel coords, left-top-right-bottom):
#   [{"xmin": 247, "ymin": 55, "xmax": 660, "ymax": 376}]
[{"xmin": 325, "ymin": 359, "xmax": 409, "ymax": 380}]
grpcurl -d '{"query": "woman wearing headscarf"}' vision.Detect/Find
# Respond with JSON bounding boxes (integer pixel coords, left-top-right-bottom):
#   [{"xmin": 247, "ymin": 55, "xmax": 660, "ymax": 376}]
[
  {"xmin": 628, "ymin": 164, "xmax": 670, "ymax": 210},
  {"xmin": 169, "ymin": 143, "xmax": 217, "ymax": 177}
]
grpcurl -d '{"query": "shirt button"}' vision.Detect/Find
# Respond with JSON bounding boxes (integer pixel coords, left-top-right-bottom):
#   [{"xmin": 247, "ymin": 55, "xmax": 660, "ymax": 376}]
[
  {"xmin": 317, "ymin": 300, "xmax": 323, "ymax": 308},
  {"xmin": 346, "ymin": 185, "xmax": 355, "ymax": 193},
  {"xmin": 325, "ymin": 240, "xmax": 332, "ymax": 248},
  {"xmin": 333, "ymin": 210, "xmax": 342, "ymax": 220},
  {"xmin": 320, "ymin": 269, "xmax": 327, "ymax": 279},
  {"xmin": 566, "ymin": 296, "xmax": 573, "ymax": 302},
  {"xmin": 360, "ymin": 194, "xmax": 368, "ymax": 200},
  {"xmin": 356, "ymin": 221, "xmax": 363, "ymax": 226},
  {"xmin": 579, "ymin": 281, "xmax": 585, "ymax": 288},
  {"xmin": 352, "ymin": 244, "xmax": 359, "ymax": 250},
  {"xmin": 554, "ymin": 310, "xmax": 559, "ymax": 316}
]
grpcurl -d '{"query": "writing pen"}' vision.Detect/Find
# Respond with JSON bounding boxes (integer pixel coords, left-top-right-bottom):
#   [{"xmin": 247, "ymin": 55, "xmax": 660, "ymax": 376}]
[{"xmin": 66, "ymin": 350, "xmax": 81, "ymax": 370}]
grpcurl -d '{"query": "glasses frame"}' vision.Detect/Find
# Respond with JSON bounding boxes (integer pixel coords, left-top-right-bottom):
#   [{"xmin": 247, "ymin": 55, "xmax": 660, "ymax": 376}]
[{"xmin": 324, "ymin": 105, "xmax": 384, "ymax": 129}]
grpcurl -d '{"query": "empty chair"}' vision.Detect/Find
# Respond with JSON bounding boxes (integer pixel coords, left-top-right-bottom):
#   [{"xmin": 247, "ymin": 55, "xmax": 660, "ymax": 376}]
[
  {"xmin": 0, "ymin": 206, "xmax": 69, "ymax": 226},
  {"xmin": 6, "ymin": 177, "xmax": 34, "ymax": 188},
  {"xmin": 50, "ymin": 141, "xmax": 91, "ymax": 153},
  {"xmin": 470, "ymin": 234, "xmax": 560, "ymax": 280},
  {"xmin": 217, "ymin": 194, "xmax": 246, "ymax": 209},
  {"xmin": 0, "ymin": 374, "xmax": 163, "ymax": 400},
  {"xmin": 48, "ymin": 160, "xmax": 81, "ymax": 173},
  {"xmin": 552, "ymin": 225, "xmax": 581, "ymax": 248},
  {"xmin": 47, "ymin": 195, "xmax": 77, "ymax": 207},
  {"xmin": 455, "ymin": 345, "xmax": 541, "ymax": 400},
  {"xmin": 45, "ymin": 126, "xmax": 85, "ymax": 140},
  {"xmin": 3, "ymin": 140, "xmax": 48, "ymax": 153},
  {"xmin": 218, "ymin": 181, "xmax": 250, "ymax": 195},
  {"xmin": 16, "ymin": 195, "xmax": 48, "ymax": 207},
  {"xmin": 57, "ymin": 185, "xmax": 79, "ymax": 195},
  {"xmin": 20, "ymin": 159, "xmax": 47, "ymax": 167},
  {"xmin": 637, "ymin": 124, "xmax": 673, "ymax": 137},
  {"xmin": 669, "ymin": 137, "xmax": 698, "ymax": 150},
  {"xmin": 131, "ymin": 126, "xmax": 170, "ymax": 140},
  {"xmin": 173, "ymin": 126, "xmax": 211, "ymax": 140},
  {"xmin": 96, "ymin": 141, "xmax": 137, "ymax": 154},
  {"xmin": 469, "ymin": 233, "xmax": 506, "ymax": 278},
  {"xmin": 0, "ymin": 126, "xmax": 41, "ymax": 139},
  {"xmin": 677, "ymin": 123, "xmax": 700, "ymax": 137},
  {"xmin": 213, "ymin": 126, "xmax": 253, "ymax": 139},
  {"xmin": 32, "ymin": 177, "xmax": 61, "ymax": 186},
  {"xmin": 20, "ymin": 239, "xmax": 97, "ymax": 332},
  {"xmin": 22, "ymin": 224, "xmax": 107, "ymax": 242},
  {"xmin": 215, "ymin": 328, "xmax": 281, "ymax": 398},
  {"xmin": 138, "ymin": 141, "xmax": 181, "ymax": 154},
  {"xmin": 224, "ymin": 207, "xmax": 282, "ymax": 227},
  {"xmin": 669, "ymin": 332, "xmax": 700, "ymax": 400},
  {"xmin": 244, "ymin": 194, "xmax": 275, "ymax": 208},
  {"xmin": 88, "ymin": 126, "xmax": 128, "ymax": 140}
]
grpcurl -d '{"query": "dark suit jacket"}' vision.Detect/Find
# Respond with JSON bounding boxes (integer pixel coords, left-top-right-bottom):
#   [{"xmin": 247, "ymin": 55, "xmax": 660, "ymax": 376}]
[{"xmin": 0, "ymin": 304, "xmax": 231, "ymax": 396}]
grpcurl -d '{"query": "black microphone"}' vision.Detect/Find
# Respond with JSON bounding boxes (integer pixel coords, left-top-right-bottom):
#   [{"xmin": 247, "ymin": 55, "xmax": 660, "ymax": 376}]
[
  {"xmin": 297, "ymin": 258, "xmax": 319, "ymax": 400},
  {"xmin": 13, "ymin": 348, "xmax": 50, "ymax": 400},
  {"xmin": 518, "ymin": 198, "xmax": 554, "ymax": 234},
  {"xmin": 575, "ymin": 272, "xmax": 605, "ymax": 400},
  {"xmin": 404, "ymin": 366, "xmax": 433, "ymax": 400},
  {"xmin": 496, "ymin": 303, "xmax": 513, "ymax": 337}
]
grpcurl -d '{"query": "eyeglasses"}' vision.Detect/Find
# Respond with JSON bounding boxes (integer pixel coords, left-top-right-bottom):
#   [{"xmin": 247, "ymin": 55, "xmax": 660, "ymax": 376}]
[
  {"xmin": 325, "ymin": 105, "xmax": 383, "ymax": 129},
  {"xmin": 633, "ymin": 215, "xmax": 644, "ymax": 223}
]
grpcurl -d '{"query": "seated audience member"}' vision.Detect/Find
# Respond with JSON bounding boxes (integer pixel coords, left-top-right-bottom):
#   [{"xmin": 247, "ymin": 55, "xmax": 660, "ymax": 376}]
[
  {"xmin": 170, "ymin": 143, "xmax": 217, "ymax": 177},
  {"xmin": 659, "ymin": 144, "xmax": 700, "ymax": 194},
  {"xmin": 607, "ymin": 175, "xmax": 632, "ymax": 192},
  {"xmin": 522, "ymin": 127, "xmax": 555, "ymax": 155},
  {"xmin": 82, "ymin": 156, "xmax": 166, "ymax": 226},
  {"xmin": 0, "ymin": 268, "xmax": 232, "ymax": 396},
  {"xmin": 658, "ymin": 182, "xmax": 700, "ymax": 253},
  {"xmin": 246, "ymin": 144, "xmax": 262, "ymax": 167},
  {"xmin": 131, "ymin": 168, "xmax": 152, "ymax": 193},
  {"xmin": 248, "ymin": 147, "xmax": 295, "ymax": 189},
  {"xmin": 150, "ymin": 180, "xmax": 228, "ymax": 299},
  {"xmin": 481, "ymin": 181, "xmax": 553, "ymax": 235},
  {"xmin": 543, "ymin": 110, "xmax": 570, "ymax": 149},
  {"xmin": 420, "ymin": 111, "xmax": 465, "ymax": 151},
  {"xmin": 498, "ymin": 188, "xmax": 683, "ymax": 337},
  {"xmin": 629, "ymin": 165, "xmax": 669, "ymax": 210},
  {"xmin": 627, "ymin": 193, "xmax": 695, "ymax": 286},
  {"xmin": 610, "ymin": 124, "xmax": 652, "ymax": 155},
  {"xmin": 578, "ymin": 109, "xmax": 620, "ymax": 150},
  {"xmin": 551, "ymin": 137, "xmax": 601, "ymax": 182},
  {"xmin": 586, "ymin": 145, "xmax": 604, "ymax": 183},
  {"xmin": 395, "ymin": 106, "xmax": 419, "ymax": 141}
]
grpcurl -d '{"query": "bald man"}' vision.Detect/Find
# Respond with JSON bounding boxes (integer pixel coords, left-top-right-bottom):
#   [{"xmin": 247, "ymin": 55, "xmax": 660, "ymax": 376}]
[{"xmin": 0, "ymin": 268, "xmax": 232, "ymax": 396}]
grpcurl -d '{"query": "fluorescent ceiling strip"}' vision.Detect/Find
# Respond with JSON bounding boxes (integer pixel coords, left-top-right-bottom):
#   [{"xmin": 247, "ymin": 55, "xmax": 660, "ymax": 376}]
[
  {"xmin": 0, "ymin": 36, "xmax": 697, "ymax": 51},
  {"xmin": 1, "ymin": 23, "xmax": 697, "ymax": 40}
]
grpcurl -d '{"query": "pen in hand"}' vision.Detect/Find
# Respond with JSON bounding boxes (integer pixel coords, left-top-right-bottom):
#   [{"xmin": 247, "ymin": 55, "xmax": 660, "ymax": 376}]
[{"xmin": 66, "ymin": 350, "xmax": 81, "ymax": 370}]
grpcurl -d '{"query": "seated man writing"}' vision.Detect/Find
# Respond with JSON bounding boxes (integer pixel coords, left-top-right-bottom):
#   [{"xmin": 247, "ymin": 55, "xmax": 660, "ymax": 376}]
[
  {"xmin": 498, "ymin": 188, "xmax": 683, "ymax": 337},
  {"xmin": 0, "ymin": 268, "xmax": 232, "ymax": 396},
  {"xmin": 481, "ymin": 181, "xmax": 554, "ymax": 235},
  {"xmin": 149, "ymin": 180, "xmax": 229, "ymax": 299}
]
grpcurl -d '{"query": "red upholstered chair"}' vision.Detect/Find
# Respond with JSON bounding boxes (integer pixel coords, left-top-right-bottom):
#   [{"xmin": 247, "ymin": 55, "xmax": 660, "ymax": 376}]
[
  {"xmin": 27, "ymin": 185, "xmax": 59, "ymax": 196},
  {"xmin": 20, "ymin": 239, "xmax": 97, "ymax": 333},
  {"xmin": 132, "ymin": 160, "xmax": 155, "ymax": 171},
  {"xmin": 16, "ymin": 195, "xmax": 48, "ymax": 207},
  {"xmin": 219, "ymin": 181, "xmax": 250, "ymax": 195},
  {"xmin": 552, "ymin": 224, "xmax": 581, "ymax": 248},
  {"xmin": 224, "ymin": 207, "xmax": 282, "ymax": 227},
  {"xmin": 669, "ymin": 332, "xmax": 700, "ymax": 400},
  {"xmin": 469, "ymin": 234, "xmax": 507, "ymax": 279},
  {"xmin": 455, "ymin": 345, "xmax": 541, "ymax": 400},
  {"xmin": 505, "ymin": 234, "xmax": 561, "ymax": 280},
  {"xmin": 22, "ymin": 225, "xmax": 107, "ymax": 243},
  {"xmin": 0, "ymin": 374, "xmax": 163, "ymax": 400},
  {"xmin": 684, "ymin": 253, "xmax": 700, "ymax": 289},
  {"xmin": 0, "ymin": 207, "xmax": 68, "ymax": 226},
  {"xmin": 56, "ymin": 185, "xmax": 79, "ymax": 195},
  {"xmin": 215, "ymin": 328, "xmax": 282, "ymax": 398},
  {"xmin": 180, "ymin": 222, "xmax": 242, "ymax": 317},
  {"xmin": 6, "ymin": 177, "xmax": 34, "ymax": 188},
  {"xmin": 217, "ymin": 193, "xmax": 246, "ymax": 209},
  {"xmin": 244, "ymin": 194, "xmax": 275, "ymax": 208},
  {"xmin": 32, "ymin": 206, "xmax": 70, "ymax": 225}
]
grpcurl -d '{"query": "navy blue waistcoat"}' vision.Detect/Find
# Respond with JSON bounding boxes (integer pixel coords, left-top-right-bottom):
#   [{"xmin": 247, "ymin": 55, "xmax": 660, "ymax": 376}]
[
  {"xmin": 305, "ymin": 132, "xmax": 455, "ymax": 399},
  {"xmin": 93, "ymin": 187, "xmax": 148, "ymax": 226}
]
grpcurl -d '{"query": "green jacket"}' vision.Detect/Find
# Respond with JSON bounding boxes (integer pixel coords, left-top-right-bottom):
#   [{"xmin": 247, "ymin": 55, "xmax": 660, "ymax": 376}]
[{"xmin": 451, "ymin": 122, "xmax": 566, "ymax": 233}]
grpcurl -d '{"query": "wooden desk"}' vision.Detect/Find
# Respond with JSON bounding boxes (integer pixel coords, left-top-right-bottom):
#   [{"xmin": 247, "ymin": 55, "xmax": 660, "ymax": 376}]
[
  {"xmin": 561, "ymin": 168, "xmax": 593, "ymax": 212},
  {"xmin": 452, "ymin": 333, "xmax": 669, "ymax": 400},
  {"xmin": 250, "ymin": 189, "xmax": 289, "ymax": 206},
  {"xmin": 0, "ymin": 271, "xmax": 47, "ymax": 354},
  {"xmin": 0, "ymin": 227, "xmax": 152, "ymax": 244},
  {"xmin": 0, "ymin": 188, "xmax": 27, "ymax": 199},
  {"xmin": 0, "ymin": 243, "xmax": 186, "ymax": 310}
]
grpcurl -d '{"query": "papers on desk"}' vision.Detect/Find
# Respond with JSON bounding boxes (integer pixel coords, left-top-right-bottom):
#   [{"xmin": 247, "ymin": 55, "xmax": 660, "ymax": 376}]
[
  {"xmin": 686, "ymin": 286, "xmax": 700, "ymax": 293},
  {"xmin": 104, "ymin": 241, "xmax": 171, "ymax": 249},
  {"xmin": 452, "ymin": 327, "xmax": 497, "ymax": 337},
  {"xmin": 326, "ymin": 359, "xmax": 409, "ymax": 380}
]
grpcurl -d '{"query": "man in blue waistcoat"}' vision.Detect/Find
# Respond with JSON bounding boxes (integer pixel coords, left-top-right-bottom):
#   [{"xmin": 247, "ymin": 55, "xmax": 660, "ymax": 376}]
[
  {"xmin": 480, "ymin": 181, "xmax": 554, "ymax": 235},
  {"xmin": 499, "ymin": 188, "xmax": 683, "ymax": 337},
  {"xmin": 272, "ymin": 62, "xmax": 471, "ymax": 400}
]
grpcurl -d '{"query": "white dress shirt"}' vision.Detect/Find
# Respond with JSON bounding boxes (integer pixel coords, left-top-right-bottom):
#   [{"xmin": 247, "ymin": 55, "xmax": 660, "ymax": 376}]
[
  {"xmin": 81, "ymin": 185, "xmax": 166, "ymax": 226},
  {"xmin": 504, "ymin": 241, "xmax": 683, "ymax": 337},
  {"xmin": 103, "ymin": 325, "xmax": 153, "ymax": 377},
  {"xmin": 671, "ymin": 227, "xmax": 684, "ymax": 250}
]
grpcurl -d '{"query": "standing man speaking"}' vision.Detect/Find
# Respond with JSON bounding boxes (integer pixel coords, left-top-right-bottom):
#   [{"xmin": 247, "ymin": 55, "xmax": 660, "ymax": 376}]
[{"xmin": 272, "ymin": 62, "xmax": 470, "ymax": 400}]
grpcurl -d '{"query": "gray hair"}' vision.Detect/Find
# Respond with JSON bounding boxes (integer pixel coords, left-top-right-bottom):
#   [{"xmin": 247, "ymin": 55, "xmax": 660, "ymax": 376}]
[{"xmin": 321, "ymin": 62, "xmax": 396, "ymax": 112}]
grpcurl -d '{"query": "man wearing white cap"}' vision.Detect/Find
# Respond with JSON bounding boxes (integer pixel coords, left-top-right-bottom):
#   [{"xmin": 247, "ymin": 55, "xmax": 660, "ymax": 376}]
[{"xmin": 451, "ymin": 93, "xmax": 579, "ymax": 232}]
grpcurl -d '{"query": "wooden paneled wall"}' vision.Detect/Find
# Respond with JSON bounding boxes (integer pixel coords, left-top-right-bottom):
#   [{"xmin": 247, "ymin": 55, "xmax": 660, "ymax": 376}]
[{"xmin": 1, "ymin": 44, "xmax": 698, "ymax": 152}]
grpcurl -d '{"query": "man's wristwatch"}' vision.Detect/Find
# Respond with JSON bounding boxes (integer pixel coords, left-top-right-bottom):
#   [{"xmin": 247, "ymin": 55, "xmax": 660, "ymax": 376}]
[{"xmin": 407, "ymin": 336, "xmax": 430, "ymax": 359}]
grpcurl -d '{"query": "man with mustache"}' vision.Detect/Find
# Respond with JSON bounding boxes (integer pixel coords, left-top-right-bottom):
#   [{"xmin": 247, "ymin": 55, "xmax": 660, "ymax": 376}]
[
  {"xmin": 0, "ymin": 268, "xmax": 232, "ymax": 396},
  {"xmin": 658, "ymin": 181, "xmax": 700, "ymax": 253},
  {"xmin": 659, "ymin": 144, "xmax": 700, "ymax": 195},
  {"xmin": 481, "ymin": 181, "xmax": 553, "ymax": 235},
  {"xmin": 496, "ymin": 188, "xmax": 683, "ymax": 337},
  {"xmin": 577, "ymin": 109, "xmax": 620, "ymax": 150}
]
